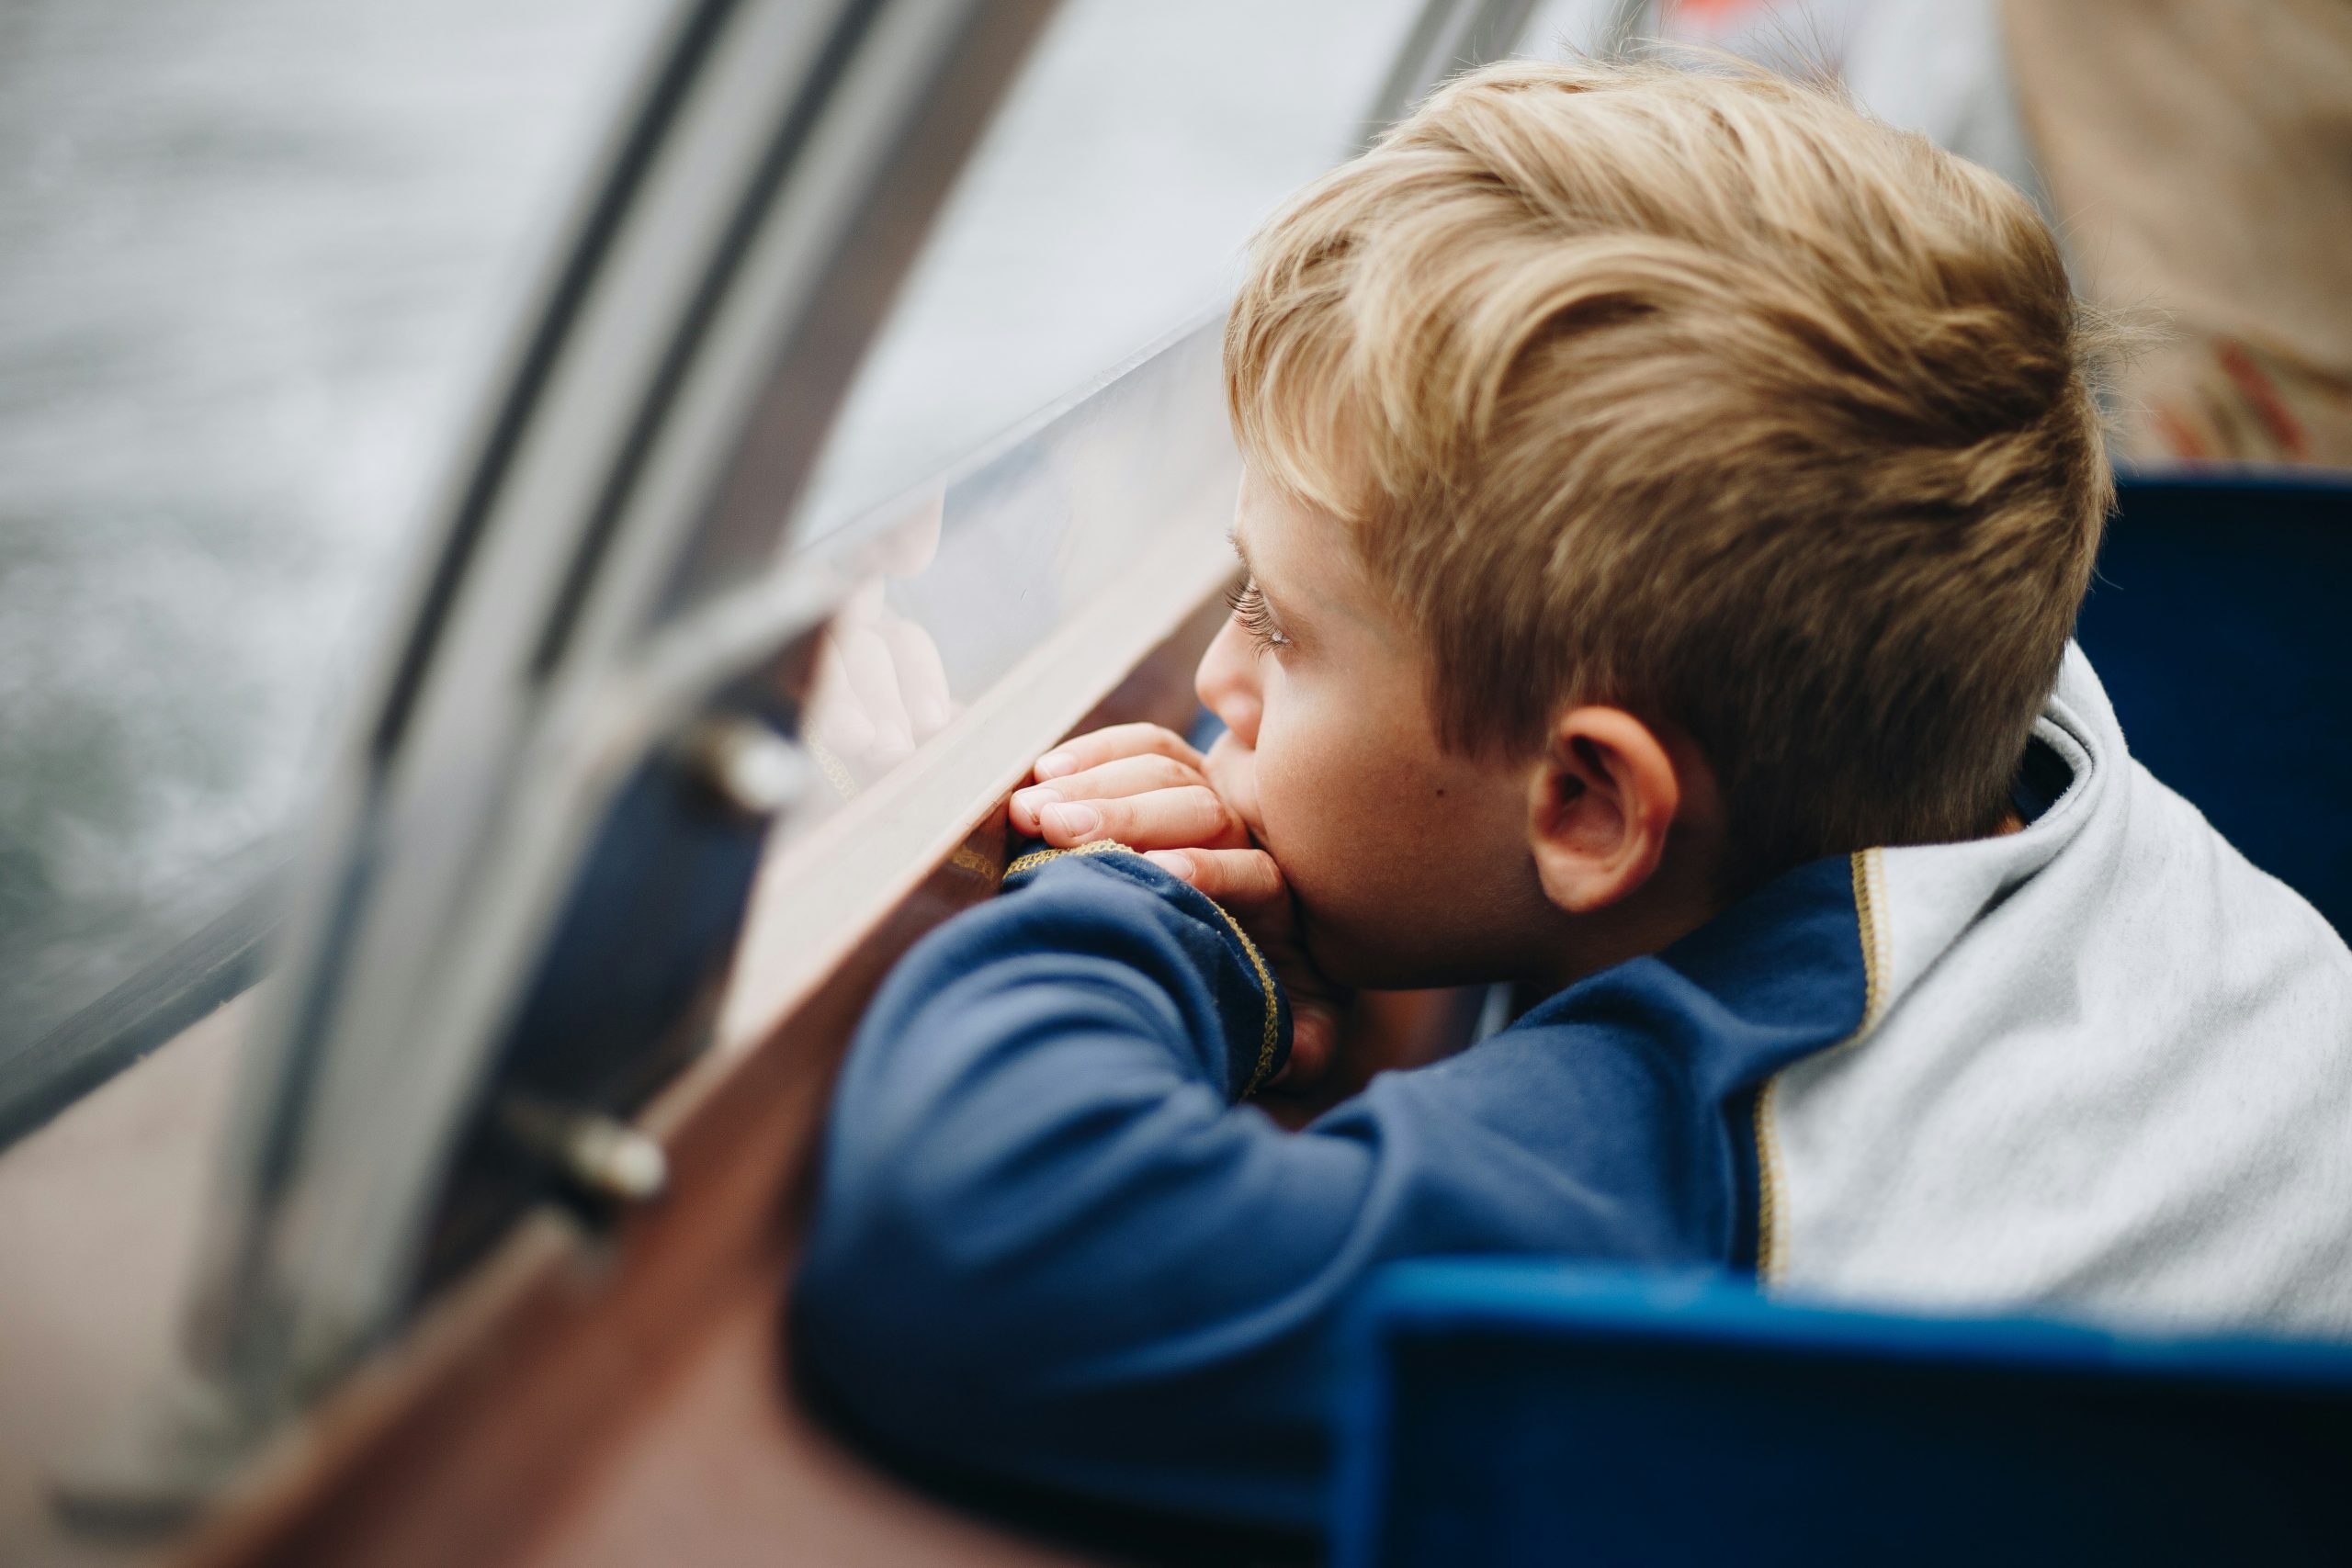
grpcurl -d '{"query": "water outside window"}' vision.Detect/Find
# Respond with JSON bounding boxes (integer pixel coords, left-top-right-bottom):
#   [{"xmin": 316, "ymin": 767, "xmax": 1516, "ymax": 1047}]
[
  {"xmin": 0, "ymin": 0, "xmax": 662, "ymax": 1103},
  {"xmin": 0, "ymin": 0, "xmax": 1444, "ymax": 1127},
  {"xmin": 0, "ymin": 0, "xmax": 1470, "ymax": 1133}
]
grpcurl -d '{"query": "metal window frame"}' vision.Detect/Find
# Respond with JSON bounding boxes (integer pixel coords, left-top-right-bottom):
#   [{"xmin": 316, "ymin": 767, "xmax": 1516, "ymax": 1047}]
[{"xmin": 78, "ymin": 0, "xmax": 1064, "ymax": 1506}]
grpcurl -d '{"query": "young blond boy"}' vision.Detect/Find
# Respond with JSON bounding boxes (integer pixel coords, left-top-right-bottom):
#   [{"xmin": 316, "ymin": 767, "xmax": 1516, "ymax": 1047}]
[{"xmin": 797, "ymin": 56, "xmax": 2352, "ymax": 1529}]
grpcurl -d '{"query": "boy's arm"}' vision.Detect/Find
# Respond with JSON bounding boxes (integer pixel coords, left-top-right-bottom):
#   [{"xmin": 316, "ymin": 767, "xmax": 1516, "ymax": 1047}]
[
  {"xmin": 1005, "ymin": 719, "xmax": 1353, "ymax": 1089},
  {"xmin": 794, "ymin": 848, "xmax": 1697, "ymax": 1530}
]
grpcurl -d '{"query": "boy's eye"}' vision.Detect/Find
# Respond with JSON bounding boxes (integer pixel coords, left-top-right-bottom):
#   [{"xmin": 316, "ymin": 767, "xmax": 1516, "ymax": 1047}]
[{"xmin": 1224, "ymin": 581, "xmax": 1291, "ymax": 653}]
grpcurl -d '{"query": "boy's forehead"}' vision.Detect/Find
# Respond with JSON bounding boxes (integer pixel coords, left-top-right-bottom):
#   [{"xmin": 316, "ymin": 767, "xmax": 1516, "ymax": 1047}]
[
  {"xmin": 1233, "ymin": 466, "xmax": 1332, "ymax": 558},
  {"xmin": 1229, "ymin": 471, "xmax": 1311, "ymax": 582}
]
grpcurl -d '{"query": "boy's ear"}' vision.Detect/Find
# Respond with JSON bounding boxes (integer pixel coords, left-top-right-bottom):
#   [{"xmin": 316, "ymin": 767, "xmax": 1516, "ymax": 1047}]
[{"xmin": 1526, "ymin": 707, "xmax": 1681, "ymax": 915}]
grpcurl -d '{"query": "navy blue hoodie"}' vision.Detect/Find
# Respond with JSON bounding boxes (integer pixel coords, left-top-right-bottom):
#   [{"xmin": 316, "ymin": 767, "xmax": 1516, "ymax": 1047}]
[{"xmin": 796, "ymin": 840, "xmax": 1867, "ymax": 1529}]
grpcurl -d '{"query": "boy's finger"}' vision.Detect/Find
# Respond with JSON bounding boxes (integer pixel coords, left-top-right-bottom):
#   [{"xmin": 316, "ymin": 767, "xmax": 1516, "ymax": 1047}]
[
  {"xmin": 806, "ymin": 637, "xmax": 876, "ymax": 757},
  {"xmin": 877, "ymin": 613, "xmax": 952, "ymax": 739},
  {"xmin": 1142, "ymin": 847, "xmax": 1286, "ymax": 907},
  {"xmin": 1010, "ymin": 753, "xmax": 1208, "ymax": 834},
  {"xmin": 839, "ymin": 622, "xmax": 914, "ymax": 761},
  {"xmin": 1032, "ymin": 723, "xmax": 1204, "ymax": 783},
  {"xmin": 1272, "ymin": 1002, "xmax": 1340, "ymax": 1090},
  {"xmin": 1035, "ymin": 785, "xmax": 1245, "ymax": 852}
]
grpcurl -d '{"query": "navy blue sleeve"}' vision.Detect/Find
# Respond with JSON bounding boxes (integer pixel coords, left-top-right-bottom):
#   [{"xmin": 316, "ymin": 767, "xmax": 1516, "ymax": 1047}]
[{"xmin": 792, "ymin": 845, "xmax": 1809, "ymax": 1530}]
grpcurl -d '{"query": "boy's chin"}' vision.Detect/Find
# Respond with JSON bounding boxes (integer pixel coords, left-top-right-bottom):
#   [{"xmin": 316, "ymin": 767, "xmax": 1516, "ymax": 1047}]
[{"xmin": 1301, "ymin": 918, "xmax": 1498, "ymax": 994}]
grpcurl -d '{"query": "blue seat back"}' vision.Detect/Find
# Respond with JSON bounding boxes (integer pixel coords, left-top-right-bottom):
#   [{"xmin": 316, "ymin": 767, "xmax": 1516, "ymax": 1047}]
[
  {"xmin": 1335, "ymin": 1262, "xmax": 2352, "ymax": 1568},
  {"xmin": 2073, "ymin": 471, "xmax": 2352, "ymax": 932}
]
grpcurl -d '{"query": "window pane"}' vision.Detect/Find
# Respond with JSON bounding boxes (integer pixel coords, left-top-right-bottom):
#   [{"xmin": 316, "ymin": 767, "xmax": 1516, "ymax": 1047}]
[
  {"xmin": 793, "ymin": 0, "xmax": 1428, "ymax": 547},
  {"xmin": 720, "ymin": 1, "xmax": 1436, "ymax": 1027},
  {"xmin": 0, "ymin": 0, "xmax": 663, "ymax": 1125}
]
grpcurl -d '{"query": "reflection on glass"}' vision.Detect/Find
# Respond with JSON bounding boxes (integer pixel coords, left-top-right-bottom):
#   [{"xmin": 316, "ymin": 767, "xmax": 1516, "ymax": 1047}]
[
  {"xmin": 772, "ymin": 0, "xmax": 1444, "ymax": 874},
  {"xmin": 794, "ymin": 0, "xmax": 1428, "ymax": 549},
  {"xmin": 720, "ymin": 321, "xmax": 1242, "ymax": 1053},
  {"xmin": 803, "ymin": 491, "xmax": 953, "ymax": 794},
  {"xmin": 782, "ymin": 322, "xmax": 1235, "ymax": 847},
  {"xmin": 0, "ymin": 0, "xmax": 661, "ymax": 1115}
]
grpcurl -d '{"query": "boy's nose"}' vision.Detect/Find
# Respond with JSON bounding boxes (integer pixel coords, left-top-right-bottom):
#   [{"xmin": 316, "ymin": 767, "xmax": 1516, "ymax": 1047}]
[{"xmin": 1193, "ymin": 614, "xmax": 1262, "ymax": 750}]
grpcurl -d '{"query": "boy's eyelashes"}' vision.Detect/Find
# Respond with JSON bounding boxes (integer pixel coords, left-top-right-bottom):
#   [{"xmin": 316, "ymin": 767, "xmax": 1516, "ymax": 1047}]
[{"xmin": 1225, "ymin": 580, "xmax": 1292, "ymax": 653}]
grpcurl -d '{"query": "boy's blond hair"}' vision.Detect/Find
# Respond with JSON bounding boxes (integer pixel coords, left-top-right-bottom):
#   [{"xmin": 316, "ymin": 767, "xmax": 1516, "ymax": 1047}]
[{"xmin": 1227, "ymin": 56, "xmax": 2114, "ymax": 886}]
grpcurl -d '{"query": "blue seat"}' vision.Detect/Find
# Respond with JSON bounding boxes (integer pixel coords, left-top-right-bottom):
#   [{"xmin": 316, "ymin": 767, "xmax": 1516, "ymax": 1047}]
[
  {"xmin": 1334, "ymin": 1261, "xmax": 2352, "ymax": 1567},
  {"xmin": 2073, "ymin": 470, "xmax": 2352, "ymax": 933}
]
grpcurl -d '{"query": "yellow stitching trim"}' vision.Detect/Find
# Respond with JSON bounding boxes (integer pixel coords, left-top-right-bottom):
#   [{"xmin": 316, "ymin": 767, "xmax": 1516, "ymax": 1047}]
[
  {"xmin": 1754, "ymin": 846, "xmax": 1888, "ymax": 1289},
  {"xmin": 1003, "ymin": 840, "xmax": 1283, "ymax": 1095},
  {"xmin": 807, "ymin": 737, "xmax": 859, "ymax": 801},
  {"xmin": 948, "ymin": 843, "xmax": 1002, "ymax": 882},
  {"xmin": 1854, "ymin": 844, "xmax": 1891, "ymax": 1031},
  {"xmin": 1753, "ymin": 1076, "xmax": 1785, "ymax": 1285},
  {"xmin": 1203, "ymin": 898, "xmax": 1283, "ymax": 1097},
  {"xmin": 1004, "ymin": 839, "xmax": 1133, "ymax": 877}
]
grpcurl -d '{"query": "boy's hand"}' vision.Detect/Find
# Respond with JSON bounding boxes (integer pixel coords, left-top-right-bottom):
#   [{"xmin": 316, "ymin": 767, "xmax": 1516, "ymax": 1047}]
[
  {"xmin": 806, "ymin": 579, "xmax": 953, "ymax": 781},
  {"xmin": 1011, "ymin": 724, "xmax": 1346, "ymax": 1089},
  {"xmin": 1012, "ymin": 723, "xmax": 1250, "ymax": 853},
  {"xmin": 802, "ymin": 490, "xmax": 952, "ymax": 788}
]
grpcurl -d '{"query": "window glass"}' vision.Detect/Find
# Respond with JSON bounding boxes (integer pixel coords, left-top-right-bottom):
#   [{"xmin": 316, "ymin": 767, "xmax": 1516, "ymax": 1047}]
[
  {"xmin": 760, "ymin": 0, "xmax": 1433, "ymax": 844},
  {"xmin": 723, "ymin": 1, "xmax": 1440, "ymax": 1040},
  {"xmin": 794, "ymin": 0, "xmax": 1428, "ymax": 547},
  {"xmin": 0, "ymin": 0, "xmax": 663, "ymax": 1126}
]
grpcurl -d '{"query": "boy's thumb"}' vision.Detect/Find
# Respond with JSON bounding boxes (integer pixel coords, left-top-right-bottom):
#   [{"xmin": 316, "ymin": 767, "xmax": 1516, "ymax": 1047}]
[{"xmin": 1279, "ymin": 1001, "xmax": 1341, "ymax": 1089}]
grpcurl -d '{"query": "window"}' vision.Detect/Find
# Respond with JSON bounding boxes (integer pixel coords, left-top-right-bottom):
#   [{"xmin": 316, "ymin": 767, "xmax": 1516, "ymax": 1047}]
[
  {"xmin": 753, "ymin": 0, "xmax": 1426, "ymax": 863},
  {"xmin": 0, "ymin": 8, "xmax": 1532, "ymax": 1554},
  {"xmin": 796, "ymin": 0, "xmax": 1428, "ymax": 546},
  {"xmin": 0, "ymin": 0, "xmax": 665, "ymax": 1137}
]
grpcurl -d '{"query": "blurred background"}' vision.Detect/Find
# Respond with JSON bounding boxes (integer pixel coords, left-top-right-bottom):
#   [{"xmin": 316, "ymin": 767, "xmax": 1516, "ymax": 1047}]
[
  {"xmin": 0, "ymin": 0, "xmax": 659, "ymax": 1064},
  {"xmin": 1, "ymin": 0, "xmax": 2345, "ymax": 1124},
  {"xmin": 0, "ymin": 0, "xmax": 1423, "ymax": 1094}
]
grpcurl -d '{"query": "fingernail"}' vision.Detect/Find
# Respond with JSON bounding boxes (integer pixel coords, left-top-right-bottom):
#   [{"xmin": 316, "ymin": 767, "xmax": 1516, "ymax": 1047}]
[
  {"xmin": 1035, "ymin": 750, "xmax": 1078, "ymax": 779},
  {"xmin": 1040, "ymin": 802, "xmax": 1102, "ymax": 840},
  {"xmin": 1144, "ymin": 850, "xmax": 1193, "ymax": 883},
  {"xmin": 1012, "ymin": 785, "xmax": 1057, "ymax": 823}
]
